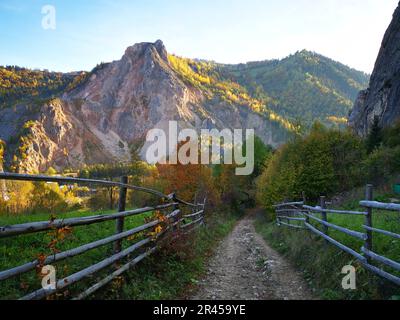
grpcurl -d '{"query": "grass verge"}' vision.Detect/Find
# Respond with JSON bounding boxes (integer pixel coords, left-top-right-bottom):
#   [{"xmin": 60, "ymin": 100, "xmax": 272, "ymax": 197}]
[
  {"xmin": 0, "ymin": 208, "xmax": 239, "ymax": 300},
  {"xmin": 0, "ymin": 208, "xmax": 153, "ymax": 299},
  {"xmin": 95, "ymin": 212, "xmax": 239, "ymax": 300},
  {"xmin": 254, "ymin": 211, "xmax": 400, "ymax": 300}
]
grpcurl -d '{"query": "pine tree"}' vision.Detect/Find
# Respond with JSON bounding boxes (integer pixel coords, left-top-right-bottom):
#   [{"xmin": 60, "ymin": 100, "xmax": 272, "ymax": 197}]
[{"xmin": 366, "ymin": 116, "xmax": 383, "ymax": 154}]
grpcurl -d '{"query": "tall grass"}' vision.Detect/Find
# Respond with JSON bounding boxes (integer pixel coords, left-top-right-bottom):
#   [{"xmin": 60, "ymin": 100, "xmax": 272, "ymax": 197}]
[
  {"xmin": 0, "ymin": 208, "xmax": 239, "ymax": 300},
  {"xmin": 255, "ymin": 190, "xmax": 400, "ymax": 300},
  {"xmin": 0, "ymin": 208, "xmax": 152, "ymax": 299}
]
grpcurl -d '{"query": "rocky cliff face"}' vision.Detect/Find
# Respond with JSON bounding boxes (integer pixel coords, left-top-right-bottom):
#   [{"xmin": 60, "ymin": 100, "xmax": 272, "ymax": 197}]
[
  {"xmin": 0, "ymin": 40, "xmax": 288, "ymax": 173},
  {"xmin": 349, "ymin": 3, "xmax": 400, "ymax": 135}
]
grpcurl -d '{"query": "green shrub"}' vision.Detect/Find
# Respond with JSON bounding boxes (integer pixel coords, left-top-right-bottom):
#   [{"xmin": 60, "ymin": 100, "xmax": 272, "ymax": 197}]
[
  {"xmin": 256, "ymin": 123, "xmax": 365, "ymax": 208},
  {"xmin": 362, "ymin": 146, "xmax": 400, "ymax": 186}
]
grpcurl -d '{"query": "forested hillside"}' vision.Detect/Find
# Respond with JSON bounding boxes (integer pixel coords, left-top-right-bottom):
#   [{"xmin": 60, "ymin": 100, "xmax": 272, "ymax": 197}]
[
  {"xmin": 168, "ymin": 55, "xmax": 295, "ymax": 133},
  {"xmin": 0, "ymin": 45, "xmax": 369, "ymax": 173},
  {"xmin": 0, "ymin": 50, "xmax": 369, "ymax": 135},
  {"xmin": 0, "ymin": 66, "xmax": 83, "ymax": 108},
  {"xmin": 220, "ymin": 50, "xmax": 369, "ymax": 128}
]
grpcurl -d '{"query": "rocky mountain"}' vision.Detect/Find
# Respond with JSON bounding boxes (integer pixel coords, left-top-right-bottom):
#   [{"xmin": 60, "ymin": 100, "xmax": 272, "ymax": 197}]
[
  {"xmin": 0, "ymin": 41, "xmax": 294, "ymax": 173},
  {"xmin": 0, "ymin": 40, "xmax": 369, "ymax": 173},
  {"xmin": 349, "ymin": 3, "xmax": 400, "ymax": 135}
]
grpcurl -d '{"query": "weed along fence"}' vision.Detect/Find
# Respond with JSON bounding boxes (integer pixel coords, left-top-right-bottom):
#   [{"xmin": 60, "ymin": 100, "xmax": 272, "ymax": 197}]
[
  {"xmin": 274, "ymin": 185, "xmax": 400, "ymax": 286},
  {"xmin": 0, "ymin": 172, "xmax": 206, "ymax": 300}
]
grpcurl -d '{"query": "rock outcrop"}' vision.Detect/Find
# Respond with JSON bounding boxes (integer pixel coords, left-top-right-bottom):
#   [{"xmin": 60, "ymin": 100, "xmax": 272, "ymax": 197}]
[
  {"xmin": 349, "ymin": 3, "xmax": 400, "ymax": 135},
  {"xmin": 0, "ymin": 41, "xmax": 288, "ymax": 173}
]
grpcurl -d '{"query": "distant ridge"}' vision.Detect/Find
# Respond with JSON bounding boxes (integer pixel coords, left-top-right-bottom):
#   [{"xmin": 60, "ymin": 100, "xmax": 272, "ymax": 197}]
[{"xmin": 0, "ymin": 41, "xmax": 368, "ymax": 173}]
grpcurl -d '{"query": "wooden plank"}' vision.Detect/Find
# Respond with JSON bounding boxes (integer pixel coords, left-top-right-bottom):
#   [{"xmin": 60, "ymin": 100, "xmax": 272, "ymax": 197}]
[
  {"xmin": 0, "ymin": 172, "xmax": 167, "ymax": 199},
  {"xmin": 279, "ymin": 221, "xmax": 306, "ymax": 229},
  {"xmin": 183, "ymin": 210, "xmax": 204, "ymax": 219},
  {"xmin": 361, "ymin": 247, "xmax": 400, "ymax": 271},
  {"xmin": 273, "ymin": 201, "xmax": 303, "ymax": 208},
  {"xmin": 0, "ymin": 209, "xmax": 179, "ymax": 282},
  {"xmin": 0, "ymin": 203, "xmax": 176, "ymax": 239},
  {"xmin": 181, "ymin": 217, "xmax": 203, "ymax": 229},
  {"xmin": 171, "ymin": 193, "xmax": 198, "ymax": 208},
  {"xmin": 303, "ymin": 205, "xmax": 367, "ymax": 216},
  {"xmin": 360, "ymin": 201, "xmax": 400, "ymax": 212},
  {"xmin": 276, "ymin": 216, "xmax": 306, "ymax": 222},
  {"xmin": 73, "ymin": 247, "xmax": 157, "ymax": 300},
  {"xmin": 363, "ymin": 225, "xmax": 400, "ymax": 240},
  {"xmin": 0, "ymin": 220, "xmax": 158, "ymax": 281},
  {"xmin": 303, "ymin": 213, "xmax": 366, "ymax": 240},
  {"xmin": 361, "ymin": 261, "xmax": 400, "ymax": 286},
  {"xmin": 20, "ymin": 237, "xmax": 153, "ymax": 300},
  {"xmin": 275, "ymin": 209, "xmax": 307, "ymax": 214},
  {"xmin": 305, "ymin": 222, "xmax": 366, "ymax": 262}
]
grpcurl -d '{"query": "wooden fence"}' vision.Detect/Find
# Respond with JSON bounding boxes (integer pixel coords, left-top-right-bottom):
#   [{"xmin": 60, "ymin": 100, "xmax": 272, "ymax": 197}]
[
  {"xmin": 274, "ymin": 185, "xmax": 400, "ymax": 286},
  {"xmin": 0, "ymin": 172, "xmax": 206, "ymax": 300}
]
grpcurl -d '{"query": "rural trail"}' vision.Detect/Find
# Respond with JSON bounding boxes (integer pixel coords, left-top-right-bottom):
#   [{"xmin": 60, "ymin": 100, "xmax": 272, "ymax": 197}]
[{"xmin": 192, "ymin": 211, "xmax": 314, "ymax": 300}]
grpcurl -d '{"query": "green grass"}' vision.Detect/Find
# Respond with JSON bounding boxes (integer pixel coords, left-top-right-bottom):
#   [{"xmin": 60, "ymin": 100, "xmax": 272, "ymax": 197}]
[
  {"xmin": 0, "ymin": 207, "xmax": 153, "ymax": 299},
  {"xmin": 0, "ymin": 208, "xmax": 239, "ymax": 300},
  {"xmin": 255, "ymin": 191, "xmax": 400, "ymax": 300}
]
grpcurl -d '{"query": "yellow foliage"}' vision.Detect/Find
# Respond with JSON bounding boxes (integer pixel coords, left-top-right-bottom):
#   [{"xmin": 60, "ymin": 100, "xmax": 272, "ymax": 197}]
[
  {"xmin": 327, "ymin": 116, "xmax": 348, "ymax": 125},
  {"xmin": 168, "ymin": 54, "xmax": 296, "ymax": 133}
]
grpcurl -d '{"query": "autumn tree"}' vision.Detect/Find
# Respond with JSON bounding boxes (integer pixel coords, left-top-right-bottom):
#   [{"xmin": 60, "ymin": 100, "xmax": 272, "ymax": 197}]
[
  {"xmin": 157, "ymin": 140, "xmax": 220, "ymax": 209},
  {"xmin": 256, "ymin": 122, "xmax": 366, "ymax": 209}
]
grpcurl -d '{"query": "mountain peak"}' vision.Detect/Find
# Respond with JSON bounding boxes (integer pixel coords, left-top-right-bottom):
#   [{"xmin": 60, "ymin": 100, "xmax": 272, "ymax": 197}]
[{"xmin": 124, "ymin": 40, "xmax": 168, "ymax": 64}]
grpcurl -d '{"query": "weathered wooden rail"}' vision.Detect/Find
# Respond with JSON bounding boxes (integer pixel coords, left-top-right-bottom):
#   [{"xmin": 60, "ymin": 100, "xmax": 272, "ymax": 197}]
[
  {"xmin": 0, "ymin": 173, "xmax": 207, "ymax": 300},
  {"xmin": 274, "ymin": 185, "xmax": 400, "ymax": 286}
]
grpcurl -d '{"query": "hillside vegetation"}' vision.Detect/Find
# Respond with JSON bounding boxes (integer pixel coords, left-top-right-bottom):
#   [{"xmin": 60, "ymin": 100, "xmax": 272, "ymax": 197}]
[
  {"xmin": 221, "ymin": 50, "xmax": 369, "ymax": 128},
  {"xmin": 255, "ymin": 120, "xmax": 400, "ymax": 299},
  {"xmin": 0, "ymin": 66, "xmax": 82, "ymax": 108},
  {"xmin": 168, "ymin": 55, "xmax": 296, "ymax": 134},
  {"xmin": 257, "ymin": 120, "xmax": 400, "ymax": 208},
  {"xmin": 0, "ymin": 50, "xmax": 369, "ymax": 174},
  {"xmin": 0, "ymin": 139, "xmax": 267, "ymax": 299}
]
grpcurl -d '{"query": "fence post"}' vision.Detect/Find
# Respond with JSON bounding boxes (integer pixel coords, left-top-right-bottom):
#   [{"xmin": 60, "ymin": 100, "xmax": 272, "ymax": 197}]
[
  {"xmin": 172, "ymin": 193, "xmax": 180, "ymax": 232},
  {"xmin": 114, "ymin": 176, "xmax": 128, "ymax": 254},
  {"xmin": 193, "ymin": 192, "xmax": 198, "ymax": 215},
  {"xmin": 364, "ymin": 184, "xmax": 374, "ymax": 259},
  {"xmin": 202, "ymin": 197, "xmax": 207, "ymax": 226},
  {"xmin": 302, "ymin": 192, "xmax": 308, "ymax": 224},
  {"xmin": 320, "ymin": 196, "xmax": 328, "ymax": 240}
]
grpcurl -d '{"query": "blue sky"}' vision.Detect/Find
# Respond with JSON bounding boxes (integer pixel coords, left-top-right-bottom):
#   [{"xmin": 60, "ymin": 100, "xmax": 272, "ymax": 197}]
[{"xmin": 0, "ymin": 0, "xmax": 398, "ymax": 73}]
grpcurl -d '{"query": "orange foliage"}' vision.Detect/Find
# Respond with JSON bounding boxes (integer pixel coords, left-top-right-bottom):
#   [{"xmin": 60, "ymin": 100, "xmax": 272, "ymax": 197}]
[{"xmin": 156, "ymin": 142, "xmax": 220, "ymax": 208}]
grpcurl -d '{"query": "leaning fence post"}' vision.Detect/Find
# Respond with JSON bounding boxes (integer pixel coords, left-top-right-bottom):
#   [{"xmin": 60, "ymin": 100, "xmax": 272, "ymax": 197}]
[
  {"xmin": 364, "ymin": 184, "xmax": 374, "ymax": 259},
  {"xmin": 172, "ymin": 193, "xmax": 180, "ymax": 232},
  {"xmin": 202, "ymin": 197, "xmax": 207, "ymax": 226},
  {"xmin": 276, "ymin": 204, "xmax": 281, "ymax": 226},
  {"xmin": 302, "ymin": 192, "xmax": 308, "ymax": 224},
  {"xmin": 320, "ymin": 196, "xmax": 328, "ymax": 240},
  {"xmin": 193, "ymin": 192, "xmax": 198, "ymax": 214},
  {"xmin": 114, "ymin": 176, "xmax": 128, "ymax": 254}
]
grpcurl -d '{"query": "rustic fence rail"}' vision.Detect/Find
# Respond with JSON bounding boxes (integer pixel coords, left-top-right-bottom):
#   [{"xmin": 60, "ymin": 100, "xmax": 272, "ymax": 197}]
[
  {"xmin": 0, "ymin": 172, "xmax": 207, "ymax": 300},
  {"xmin": 274, "ymin": 184, "xmax": 400, "ymax": 286}
]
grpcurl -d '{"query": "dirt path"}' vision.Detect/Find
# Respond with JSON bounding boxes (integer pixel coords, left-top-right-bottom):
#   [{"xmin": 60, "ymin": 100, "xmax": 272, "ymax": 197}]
[{"xmin": 192, "ymin": 212, "xmax": 314, "ymax": 300}]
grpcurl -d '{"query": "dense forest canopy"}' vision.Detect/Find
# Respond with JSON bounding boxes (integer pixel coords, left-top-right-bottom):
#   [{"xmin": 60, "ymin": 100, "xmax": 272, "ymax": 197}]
[
  {"xmin": 0, "ymin": 66, "xmax": 86, "ymax": 108},
  {"xmin": 256, "ymin": 120, "xmax": 400, "ymax": 210},
  {"xmin": 219, "ymin": 50, "xmax": 369, "ymax": 129}
]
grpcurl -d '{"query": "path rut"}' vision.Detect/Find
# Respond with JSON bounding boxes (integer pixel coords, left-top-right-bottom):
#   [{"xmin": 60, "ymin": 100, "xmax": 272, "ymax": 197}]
[{"xmin": 192, "ymin": 212, "xmax": 314, "ymax": 300}]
